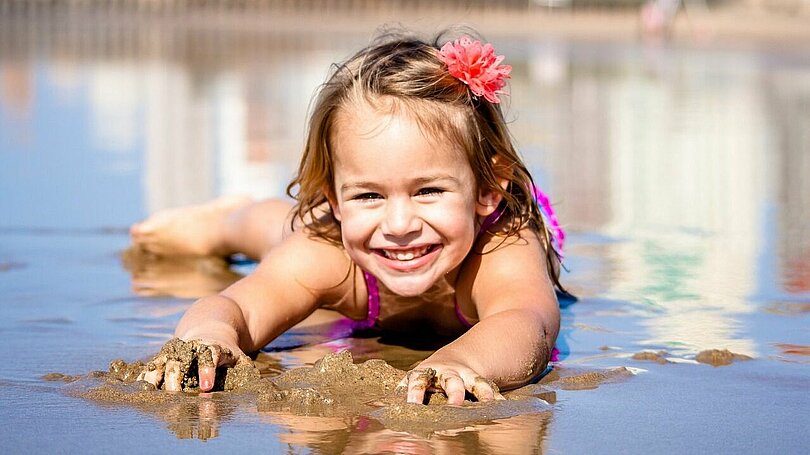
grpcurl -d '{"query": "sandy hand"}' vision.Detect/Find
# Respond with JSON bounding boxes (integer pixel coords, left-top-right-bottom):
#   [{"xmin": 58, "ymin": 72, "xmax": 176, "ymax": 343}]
[
  {"xmin": 138, "ymin": 338, "xmax": 242, "ymax": 392},
  {"xmin": 398, "ymin": 363, "xmax": 506, "ymax": 405}
]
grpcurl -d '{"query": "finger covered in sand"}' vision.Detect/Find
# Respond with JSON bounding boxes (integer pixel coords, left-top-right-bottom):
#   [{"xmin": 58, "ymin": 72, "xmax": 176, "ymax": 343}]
[{"xmin": 137, "ymin": 338, "xmax": 258, "ymax": 392}]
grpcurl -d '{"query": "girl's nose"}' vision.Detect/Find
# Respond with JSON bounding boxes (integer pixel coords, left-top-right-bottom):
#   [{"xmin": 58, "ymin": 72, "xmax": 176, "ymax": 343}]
[{"xmin": 381, "ymin": 198, "xmax": 421, "ymax": 237}]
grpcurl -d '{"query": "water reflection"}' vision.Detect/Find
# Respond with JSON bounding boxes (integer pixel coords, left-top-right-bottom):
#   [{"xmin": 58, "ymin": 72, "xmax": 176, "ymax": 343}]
[
  {"xmin": 258, "ymin": 411, "xmax": 551, "ymax": 455},
  {"xmin": 536, "ymin": 45, "xmax": 810, "ymax": 356},
  {"xmin": 135, "ymin": 396, "xmax": 551, "ymax": 453},
  {"xmin": 768, "ymin": 68, "xmax": 810, "ymax": 295},
  {"xmin": 122, "ymin": 247, "xmax": 242, "ymax": 298}
]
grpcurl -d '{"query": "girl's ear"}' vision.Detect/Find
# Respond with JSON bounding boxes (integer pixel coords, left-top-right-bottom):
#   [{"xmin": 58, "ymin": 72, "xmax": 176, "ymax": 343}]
[
  {"xmin": 476, "ymin": 155, "xmax": 511, "ymax": 216},
  {"xmin": 325, "ymin": 186, "xmax": 342, "ymax": 222},
  {"xmin": 476, "ymin": 182, "xmax": 507, "ymax": 217}
]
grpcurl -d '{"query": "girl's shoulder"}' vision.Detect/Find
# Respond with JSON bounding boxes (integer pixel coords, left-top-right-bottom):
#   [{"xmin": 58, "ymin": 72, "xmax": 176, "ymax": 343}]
[
  {"xmin": 471, "ymin": 224, "xmax": 547, "ymax": 272},
  {"xmin": 458, "ymin": 225, "xmax": 553, "ymax": 310},
  {"xmin": 256, "ymin": 230, "xmax": 357, "ymax": 304}
]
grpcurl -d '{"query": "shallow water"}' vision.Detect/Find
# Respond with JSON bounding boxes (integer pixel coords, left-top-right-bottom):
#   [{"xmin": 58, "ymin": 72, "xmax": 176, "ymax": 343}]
[{"xmin": 1, "ymin": 7, "xmax": 809, "ymax": 454}]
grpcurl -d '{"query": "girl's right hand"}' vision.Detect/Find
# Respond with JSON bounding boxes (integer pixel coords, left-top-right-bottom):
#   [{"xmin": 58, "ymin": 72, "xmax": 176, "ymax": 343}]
[{"xmin": 138, "ymin": 338, "xmax": 244, "ymax": 392}]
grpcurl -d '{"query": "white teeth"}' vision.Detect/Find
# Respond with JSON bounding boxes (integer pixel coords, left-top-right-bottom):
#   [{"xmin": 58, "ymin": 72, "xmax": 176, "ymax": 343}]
[{"xmin": 382, "ymin": 246, "xmax": 430, "ymax": 261}]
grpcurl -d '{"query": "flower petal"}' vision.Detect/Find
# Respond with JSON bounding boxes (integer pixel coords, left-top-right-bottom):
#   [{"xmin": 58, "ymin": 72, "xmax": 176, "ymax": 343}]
[{"xmin": 436, "ymin": 36, "xmax": 511, "ymax": 103}]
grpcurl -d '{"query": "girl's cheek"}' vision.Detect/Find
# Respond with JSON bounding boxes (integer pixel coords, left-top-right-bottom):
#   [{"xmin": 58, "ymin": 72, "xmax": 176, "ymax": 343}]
[{"xmin": 339, "ymin": 209, "xmax": 375, "ymax": 235}]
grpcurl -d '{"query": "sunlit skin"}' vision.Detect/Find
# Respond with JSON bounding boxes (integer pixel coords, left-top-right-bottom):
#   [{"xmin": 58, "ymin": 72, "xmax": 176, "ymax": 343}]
[{"xmin": 132, "ymin": 98, "xmax": 560, "ymax": 405}]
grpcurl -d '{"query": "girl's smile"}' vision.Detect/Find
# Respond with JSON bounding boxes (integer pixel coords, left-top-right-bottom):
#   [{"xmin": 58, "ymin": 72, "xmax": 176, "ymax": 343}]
[
  {"xmin": 328, "ymin": 99, "xmax": 498, "ymax": 296},
  {"xmin": 373, "ymin": 243, "xmax": 441, "ymax": 272}
]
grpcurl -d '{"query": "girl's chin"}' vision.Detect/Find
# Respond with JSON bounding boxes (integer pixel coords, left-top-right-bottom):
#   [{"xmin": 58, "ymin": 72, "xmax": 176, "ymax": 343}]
[
  {"xmin": 378, "ymin": 277, "xmax": 435, "ymax": 297},
  {"xmin": 352, "ymin": 247, "xmax": 458, "ymax": 295},
  {"xmin": 365, "ymin": 263, "xmax": 440, "ymax": 296}
]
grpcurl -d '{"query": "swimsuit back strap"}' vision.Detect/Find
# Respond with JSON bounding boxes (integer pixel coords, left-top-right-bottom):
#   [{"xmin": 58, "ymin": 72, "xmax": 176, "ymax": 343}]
[
  {"xmin": 532, "ymin": 185, "xmax": 565, "ymax": 254},
  {"xmin": 480, "ymin": 186, "xmax": 565, "ymax": 254}
]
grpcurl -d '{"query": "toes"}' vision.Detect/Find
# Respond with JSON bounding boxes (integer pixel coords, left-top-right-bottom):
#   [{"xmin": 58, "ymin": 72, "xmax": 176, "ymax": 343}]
[
  {"xmin": 129, "ymin": 222, "xmax": 144, "ymax": 237},
  {"xmin": 130, "ymin": 221, "xmax": 156, "ymax": 241}
]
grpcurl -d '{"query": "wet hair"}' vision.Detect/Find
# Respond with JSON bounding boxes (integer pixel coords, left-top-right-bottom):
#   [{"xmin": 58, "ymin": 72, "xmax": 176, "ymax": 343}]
[{"xmin": 286, "ymin": 27, "xmax": 563, "ymax": 290}]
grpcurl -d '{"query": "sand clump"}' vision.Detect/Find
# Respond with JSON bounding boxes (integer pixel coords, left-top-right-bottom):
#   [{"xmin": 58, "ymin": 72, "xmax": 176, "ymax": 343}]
[
  {"xmin": 695, "ymin": 349, "xmax": 752, "ymax": 367},
  {"xmin": 630, "ymin": 349, "xmax": 753, "ymax": 367},
  {"xmin": 42, "ymin": 339, "xmax": 270, "ymax": 406},
  {"xmin": 258, "ymin": 350, "xmax": 555, "ymax": 436},
  {"xmin": 139, "ymin": 338, "xmax": 263, "ymax": 392},
  {"xmin": 538, "ymin": 365, "xmax": 634, "ymax": 391},
  {"xmin": 257, "ymin": 350, "xmax": 404, "ymax": 416},
  {"xmin": 42, "ymin": 372, "xmax": 84, "ymax": 383},
  {"xmin": 632, "ymin": 351, "xmax": 672, "ymax": 364}
]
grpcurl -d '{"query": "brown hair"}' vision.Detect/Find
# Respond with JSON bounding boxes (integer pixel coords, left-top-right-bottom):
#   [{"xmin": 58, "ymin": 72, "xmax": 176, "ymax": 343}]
[{"xmin": 286, "ymin": 28, "xmax": 563, "ymax": 290}]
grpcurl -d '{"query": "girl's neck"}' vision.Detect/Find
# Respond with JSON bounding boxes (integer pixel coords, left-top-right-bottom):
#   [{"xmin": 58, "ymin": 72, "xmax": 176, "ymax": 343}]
[{"xmin": 376, "ymin": 272, "xmax": 457, "ymax": 303}]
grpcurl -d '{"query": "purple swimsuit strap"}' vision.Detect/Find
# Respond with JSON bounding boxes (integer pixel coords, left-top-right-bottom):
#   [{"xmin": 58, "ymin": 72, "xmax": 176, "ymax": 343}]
[
  {"xmin": 532, "ymin": 185, "xmax": 565, "ymax": 255},
  {"xmin": 353, "ymin": 270, "xmax": 380, "ymax": 330},
  {"xmin": 478, "ymin": 185, "xmax": 564, "ymax": 254}
]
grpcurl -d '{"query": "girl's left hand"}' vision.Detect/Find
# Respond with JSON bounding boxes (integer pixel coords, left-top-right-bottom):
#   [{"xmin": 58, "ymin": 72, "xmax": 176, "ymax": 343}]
[{"xmin": 398, "ymin": 362, "xmax": 506, "ymax": 405}]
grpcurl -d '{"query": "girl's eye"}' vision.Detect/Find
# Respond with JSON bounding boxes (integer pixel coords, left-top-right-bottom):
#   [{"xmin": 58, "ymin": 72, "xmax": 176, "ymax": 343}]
[
  {"xmin": 416, "ymin": 187, "xmax": 444, "ymax": 197},
  {"xmin": 353, "ymin": 192, "xmax": 382, "ymax": 201}
]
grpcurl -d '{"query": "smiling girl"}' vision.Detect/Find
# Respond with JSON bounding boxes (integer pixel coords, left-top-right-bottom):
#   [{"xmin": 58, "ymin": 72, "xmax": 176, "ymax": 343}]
[{"xmin": 131, "ymin": 29, "xmax": 566, "ymax": 404}]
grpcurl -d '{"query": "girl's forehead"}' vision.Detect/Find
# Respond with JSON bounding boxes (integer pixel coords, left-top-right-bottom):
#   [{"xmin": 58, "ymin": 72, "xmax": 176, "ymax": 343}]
[
  {"xmin": 329, "ymin": 104, "xmax": 478, "ymax": 188},
  {"xmin": 332, "ymin": 97, "xmax": 468, "ymax": 158}
]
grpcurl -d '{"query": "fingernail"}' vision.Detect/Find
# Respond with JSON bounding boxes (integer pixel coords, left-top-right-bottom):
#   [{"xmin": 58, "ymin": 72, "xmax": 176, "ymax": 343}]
[{"xmin": 201, "ymin": 379, "xmax": 211, "ymax": 390}]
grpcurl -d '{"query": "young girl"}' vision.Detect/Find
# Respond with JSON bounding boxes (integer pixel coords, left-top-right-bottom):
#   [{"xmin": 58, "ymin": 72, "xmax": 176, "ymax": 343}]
[{"xmin": 132, "ymin": 30, "xmax": 566, "ymax": 405}]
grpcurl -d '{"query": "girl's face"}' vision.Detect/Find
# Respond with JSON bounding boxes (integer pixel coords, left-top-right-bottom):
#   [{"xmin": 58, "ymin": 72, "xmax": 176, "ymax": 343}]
[{"xmin": 329, "ymin": 101, "xmax": 499, "ymax": 297}]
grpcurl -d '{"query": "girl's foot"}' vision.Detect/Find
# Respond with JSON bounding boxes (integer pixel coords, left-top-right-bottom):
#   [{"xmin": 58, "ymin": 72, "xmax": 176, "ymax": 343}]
[{"xmin": 130, "ymin": 196, "xmax": 252, "ymax": 256}]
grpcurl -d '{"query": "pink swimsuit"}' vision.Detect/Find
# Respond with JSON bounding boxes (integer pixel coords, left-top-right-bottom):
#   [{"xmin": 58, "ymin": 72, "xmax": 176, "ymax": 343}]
[{"xmin": 352, "ymin": 186, "xmax": 565, "ymax": 331}]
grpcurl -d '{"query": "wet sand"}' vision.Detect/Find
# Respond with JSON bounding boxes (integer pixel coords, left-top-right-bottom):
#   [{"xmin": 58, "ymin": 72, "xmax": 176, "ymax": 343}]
[{"xmin": 46, "ymin": 343, "xmax": 636, "ymax": 439}]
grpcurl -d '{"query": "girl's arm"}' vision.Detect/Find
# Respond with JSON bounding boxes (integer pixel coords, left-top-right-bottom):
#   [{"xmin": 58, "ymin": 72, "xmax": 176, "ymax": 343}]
[
  {"xmin": 403, "ymin": 229, "xmax": 560, "ymax": 405},
  {"xmin": 145, "ymin": 232, "xmax": 353, "ymax": 391}
]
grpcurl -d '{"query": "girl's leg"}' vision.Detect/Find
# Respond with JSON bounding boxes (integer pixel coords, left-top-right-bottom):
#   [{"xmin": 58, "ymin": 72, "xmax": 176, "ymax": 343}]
[{"xmin": 130, "ymin": 196, "xmax": 294, "ymax": 260}]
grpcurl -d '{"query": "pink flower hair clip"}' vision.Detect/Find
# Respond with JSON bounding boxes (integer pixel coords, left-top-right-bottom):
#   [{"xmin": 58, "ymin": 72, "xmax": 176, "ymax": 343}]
[{"xmin": 437, "ymin": 36, "xmax": 512, "ymax": 104}]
